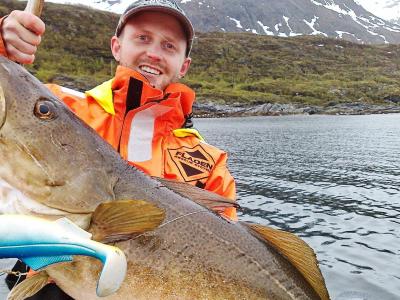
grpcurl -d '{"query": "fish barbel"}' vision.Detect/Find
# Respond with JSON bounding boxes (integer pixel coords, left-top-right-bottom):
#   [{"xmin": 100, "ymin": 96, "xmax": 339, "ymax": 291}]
[{"xmin": 0, "ymin": 57, "xmax": 330, "ymax": 300}]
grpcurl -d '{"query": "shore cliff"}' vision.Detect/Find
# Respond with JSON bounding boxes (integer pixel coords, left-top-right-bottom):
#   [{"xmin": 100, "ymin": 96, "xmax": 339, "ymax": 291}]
[{"xmin": 193, "ymin": 101, "xmax": 400, "ymax": 117}]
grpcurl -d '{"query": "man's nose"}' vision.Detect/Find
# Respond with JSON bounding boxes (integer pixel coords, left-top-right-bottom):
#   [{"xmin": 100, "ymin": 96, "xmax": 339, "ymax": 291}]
[{"xmin": 146, "ymin": 44, "xmax": 162, "ymax": 61}]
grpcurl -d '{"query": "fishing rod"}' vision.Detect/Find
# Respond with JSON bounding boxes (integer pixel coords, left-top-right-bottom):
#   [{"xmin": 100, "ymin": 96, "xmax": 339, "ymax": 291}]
[{"xmin": 25, "ymin": 0, "xmax": 44, "ymax": 17}]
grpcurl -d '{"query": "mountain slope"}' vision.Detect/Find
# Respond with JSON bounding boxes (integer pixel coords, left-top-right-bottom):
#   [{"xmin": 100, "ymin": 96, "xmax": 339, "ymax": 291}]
[
  {"xmin": 355, "ymin": 0, "xmax": 400, "ymax": 24},
  {"xmin": 42, "ymin": 0, "xmax": 400, "ymax": 44},
  {"xmin": 181, "ymin": 0, "xmax": 400, "ymax": 44}
]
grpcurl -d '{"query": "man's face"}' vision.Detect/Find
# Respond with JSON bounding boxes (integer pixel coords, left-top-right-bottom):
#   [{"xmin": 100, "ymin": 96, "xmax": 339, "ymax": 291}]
[{"xmin": 111, "ymin": 11, "xmax": 191, "ymax": 90}]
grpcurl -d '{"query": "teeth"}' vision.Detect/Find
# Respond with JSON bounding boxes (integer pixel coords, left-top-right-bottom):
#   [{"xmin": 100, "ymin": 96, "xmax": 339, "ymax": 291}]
[{"xmin": 140, "ymin": 65, "xmax": 161, "ymax": 75}]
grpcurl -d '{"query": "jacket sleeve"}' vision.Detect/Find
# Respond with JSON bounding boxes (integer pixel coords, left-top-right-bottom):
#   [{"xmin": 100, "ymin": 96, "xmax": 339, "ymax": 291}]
[
  {"xmin": 204, "ymin": 151, "xmax": 238, "ymax": 220},
  {"xmin": 45, "ymin": 83, "xmax": 107, "ymax": 124},
  {"xmin": 0, "ymin": 16, "xmax": 10, "ymax": 58},
  {"xmin": 45, "ymin": 84, "xmax": 90, "ymax": 113},
  {"xmin": 204, "ymin": 151, "xmax": 236, "ymax": 200}
]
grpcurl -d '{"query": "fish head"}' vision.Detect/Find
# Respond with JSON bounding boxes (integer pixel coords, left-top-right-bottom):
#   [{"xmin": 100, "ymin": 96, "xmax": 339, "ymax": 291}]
[{"xmin": 0, "ymin": 57, "xmax": 118, "ymax": 216}]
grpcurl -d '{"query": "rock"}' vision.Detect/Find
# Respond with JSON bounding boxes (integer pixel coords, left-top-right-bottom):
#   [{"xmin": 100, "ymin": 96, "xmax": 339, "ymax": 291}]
[
  {"xmin": 384, "ymin": 95, "xmax": 400, "ymax": 104},
  {"xmin": 192, "ymin": 101, "xmax": 400, "ymax": 118},
  {"xmin": 303, "ymin": 106, "xmax": 321, "ymax": 115}
]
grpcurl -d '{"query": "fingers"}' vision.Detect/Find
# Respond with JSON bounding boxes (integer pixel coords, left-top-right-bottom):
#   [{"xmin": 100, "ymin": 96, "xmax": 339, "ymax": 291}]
[
  {"xmin": 19, "ymin": 11, "xmax": 45, "ymax": 35},
  {"xmin": 5, "ymin": 44, "xmax": 36, "ymax": 64},
  {"xmin": 1, "ymin": 10, "xmax": 45, "ymax": 64}
]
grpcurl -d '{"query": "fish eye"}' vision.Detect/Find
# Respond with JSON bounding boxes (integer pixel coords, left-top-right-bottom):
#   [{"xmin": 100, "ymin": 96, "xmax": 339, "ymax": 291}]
[{"xmin": 34, "ymin": 99, "xmax": 56, "ymax": 120}]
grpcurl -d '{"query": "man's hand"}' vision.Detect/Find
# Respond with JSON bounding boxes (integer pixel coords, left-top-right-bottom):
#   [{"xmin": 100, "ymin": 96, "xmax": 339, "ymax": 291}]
[{"xmin": 1, "ymin": 10, "xmax": 45, "ymax": 64}]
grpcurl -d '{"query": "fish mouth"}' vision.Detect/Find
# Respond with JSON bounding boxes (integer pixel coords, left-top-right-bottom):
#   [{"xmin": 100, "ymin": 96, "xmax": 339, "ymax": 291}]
[{"xmin": 0, "ymin": 179, "xmax": 92, "ymax": 229}]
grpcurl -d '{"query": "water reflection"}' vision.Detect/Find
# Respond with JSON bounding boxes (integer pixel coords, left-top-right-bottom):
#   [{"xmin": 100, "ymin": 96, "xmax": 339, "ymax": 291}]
[{"xmin": 197, "ymin": 114, "xmax": 400, "ymax": 300}]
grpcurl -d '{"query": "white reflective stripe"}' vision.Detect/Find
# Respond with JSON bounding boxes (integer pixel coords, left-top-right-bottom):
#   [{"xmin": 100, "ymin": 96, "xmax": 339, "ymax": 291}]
[
  {"xmin": 127, "ymin": 105, "xmax": 172, "ymax": 162},
  {"xmin": 61, "ymin": 87, "xmax": 85, "ymax": 99}
]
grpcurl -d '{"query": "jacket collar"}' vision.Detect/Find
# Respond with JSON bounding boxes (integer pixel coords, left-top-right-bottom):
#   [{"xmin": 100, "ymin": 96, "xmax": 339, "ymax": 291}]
[{"xmin": 86, "ymin": 66, "xmax": 195, "ymax": 117}]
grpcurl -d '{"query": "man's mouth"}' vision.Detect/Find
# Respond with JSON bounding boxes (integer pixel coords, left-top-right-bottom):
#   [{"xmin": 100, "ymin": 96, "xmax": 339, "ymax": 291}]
[{"xmin": 139, "ymin": 65, "xmax": 162, "ymax": 76}]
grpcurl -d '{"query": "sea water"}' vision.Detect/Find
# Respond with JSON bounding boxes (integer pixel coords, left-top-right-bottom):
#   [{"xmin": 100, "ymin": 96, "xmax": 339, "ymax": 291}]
[{"xmin": 196, "ymin": 114, "xmax": 400, "ymax": 300}]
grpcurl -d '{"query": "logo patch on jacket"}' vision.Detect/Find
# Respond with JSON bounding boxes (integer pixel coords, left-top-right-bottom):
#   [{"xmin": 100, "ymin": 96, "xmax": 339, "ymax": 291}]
[{"xmin": 167, "ymin": 145, "xmax": 215, "ymax": 183}]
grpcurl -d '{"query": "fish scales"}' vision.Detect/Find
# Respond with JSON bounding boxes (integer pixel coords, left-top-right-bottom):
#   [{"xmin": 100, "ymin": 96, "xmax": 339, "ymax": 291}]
[
  {"xmin": 0, "ymin": 57, "xmax": 328, "ymax": 300},
  {"xmin": 46, "ymin": 171, "xmax": 313, "ymax": 299}
]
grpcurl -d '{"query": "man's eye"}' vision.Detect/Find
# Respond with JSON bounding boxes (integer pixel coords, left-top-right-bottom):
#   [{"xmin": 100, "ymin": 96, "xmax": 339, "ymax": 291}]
[
  {"xmin": 138, "ymin": 35, "xmax": 149, "ymax": 41},
  {"xmin": 165, "ymin": 42, "xmax": 175, "ymax": 50}
]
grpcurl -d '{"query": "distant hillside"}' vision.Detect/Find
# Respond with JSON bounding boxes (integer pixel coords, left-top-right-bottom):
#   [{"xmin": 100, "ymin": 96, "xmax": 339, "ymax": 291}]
[
  {"xmin": 2, "ymin": 0, "xmax": 400, "ymax": 111},
  {"xmin": 38, "ymin": 0, "xmax": 400, "ymax": 44},
  {"xmin": 180, "ymin": 0, "xmax": 400, "ymax": 44}
]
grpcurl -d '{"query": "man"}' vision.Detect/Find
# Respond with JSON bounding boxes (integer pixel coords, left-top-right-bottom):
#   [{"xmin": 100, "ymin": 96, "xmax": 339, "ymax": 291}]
[
  {"xmin": 0, "ymin": 0, "xmax": 236, "ymax": 298},
  {"xmin": 1, "ymin": 0, "xmax": 236, "ymax": 202}
]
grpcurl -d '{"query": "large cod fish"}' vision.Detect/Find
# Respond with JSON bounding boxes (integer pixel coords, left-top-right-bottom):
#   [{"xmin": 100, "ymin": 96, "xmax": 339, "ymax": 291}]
[{"xmin": 0, "ymin": 56, "xmax": 330, "ymax": 300}]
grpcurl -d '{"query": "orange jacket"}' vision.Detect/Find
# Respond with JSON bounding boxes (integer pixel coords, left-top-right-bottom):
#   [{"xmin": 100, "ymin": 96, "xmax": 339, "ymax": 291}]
[
  {"xmin": 0, "ymin": 19, "xmax": 237, "ymax": 219},
  {"xmin": 0, "ymin": 17, "xmax": 8, "ymax": 58}
]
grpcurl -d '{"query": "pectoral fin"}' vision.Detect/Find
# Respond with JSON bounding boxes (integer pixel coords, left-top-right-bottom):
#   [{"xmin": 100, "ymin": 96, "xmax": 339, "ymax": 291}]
[
  {"xmin": 90, "ymin": 200, "xmax": 165, "ymax": 243},
  {"xmin": 242, "ymin": 222, "xmax": 330, "ymax": 300},
  {"xmin": 7, "ymin": 271, "xmax": 49, "ymax": 300}
]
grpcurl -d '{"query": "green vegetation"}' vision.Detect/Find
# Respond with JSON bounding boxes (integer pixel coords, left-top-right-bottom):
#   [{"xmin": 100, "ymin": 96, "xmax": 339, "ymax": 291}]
[
  {"xmin": 189, "ymin": 33, "xmax": 400, "ymax": 106},
  {"xmin": 2, "ymin": 0, "xmax": 400, "ymax": 107}
]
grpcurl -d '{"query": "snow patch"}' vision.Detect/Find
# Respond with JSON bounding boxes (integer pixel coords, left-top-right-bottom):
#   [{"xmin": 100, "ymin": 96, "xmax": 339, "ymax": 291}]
[
  {"xmin": 43, "ymin": 0, "xmax": 130, "ymax": 14},
  {"xmin": 257, "ymin": 21, "xmax": 274, "ymax": 35},
  {"xmin": 335, "ymin": 31, "xmax": 363, "ymax": 43},
  {"xmin": 355, "ymin": 0, "xmax": 400, "ymax": 22},
  {"xmin": 310, "ymin": 0, "xmax": 398, "ymax": 40},
  {"xmin": 303, "ymin": 16, "xmax": 328, "ymax": 37},
  {"xmin": 310, "ymin": 0, "xmax": 349, "ymax": 15},
  {"xmin": 228, "ymin": 16, "xmax": 243, "ymax": 29},
  {"xmin": 282, "ymin": 15, "xmax": 302, "ymax": 36}
]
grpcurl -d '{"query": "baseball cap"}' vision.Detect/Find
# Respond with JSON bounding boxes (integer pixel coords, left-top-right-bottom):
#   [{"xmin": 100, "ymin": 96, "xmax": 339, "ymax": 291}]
[{"xmin": 115, "ymin": 0, "xmax": 194, "ymax": 56}]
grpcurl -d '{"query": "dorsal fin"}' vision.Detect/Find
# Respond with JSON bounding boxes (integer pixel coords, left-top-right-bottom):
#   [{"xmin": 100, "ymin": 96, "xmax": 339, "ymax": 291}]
[
  {"xmin": 156, "ymin": 177, "xmax": 239, "ymax": 214},
  {"xmin": 90, "ymin": 200, "xmax": 165, "ymax": 243},
  {"xmin": 242, "ymin": 222, "xmax": 330, "ymax": 300}
]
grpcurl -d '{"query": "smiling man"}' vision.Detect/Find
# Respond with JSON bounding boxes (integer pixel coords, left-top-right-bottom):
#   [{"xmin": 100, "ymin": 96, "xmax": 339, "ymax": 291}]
[
  {"xmin": 112, "ymin": 10, "xmax": 192, "ymax": 90},
  {"xmin": 0, "ymin": 0, "xmax": 236, "ymax": 298},
  {"xmin": 0, "ymin": 0, "xmax": 236, "ymax": 201}
]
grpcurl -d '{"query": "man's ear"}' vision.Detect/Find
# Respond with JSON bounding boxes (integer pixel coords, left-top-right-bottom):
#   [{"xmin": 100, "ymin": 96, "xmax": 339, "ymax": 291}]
[
  {"xmin": 179, "ymin": 57, "xmax": 191, "ymax": 78},
  {"xmin": 111, "ymin": 36, "xmax": 121, "ymax": 62}
]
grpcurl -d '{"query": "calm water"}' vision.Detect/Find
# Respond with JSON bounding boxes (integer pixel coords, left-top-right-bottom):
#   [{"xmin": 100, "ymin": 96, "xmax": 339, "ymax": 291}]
[
  {"xmin": 196, "ymin": 114, "xmax": 400, "ymax": 300},
  {"xmin": 1, "ymin": 114, "xmax": 399, "ymax": 299}
]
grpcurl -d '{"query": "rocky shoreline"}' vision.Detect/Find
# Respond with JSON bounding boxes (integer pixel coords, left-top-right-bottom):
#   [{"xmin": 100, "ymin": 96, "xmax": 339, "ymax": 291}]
[{"xmin": 193, "ymin": 101, "xmax": 400, "ymax": 118}]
